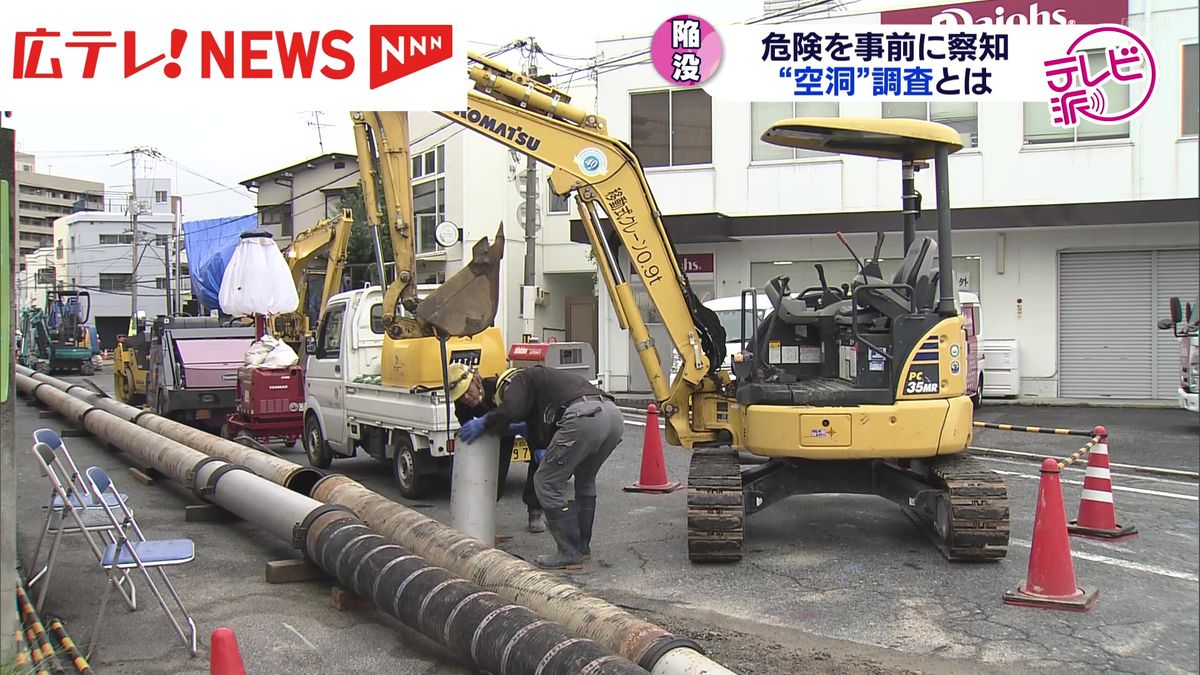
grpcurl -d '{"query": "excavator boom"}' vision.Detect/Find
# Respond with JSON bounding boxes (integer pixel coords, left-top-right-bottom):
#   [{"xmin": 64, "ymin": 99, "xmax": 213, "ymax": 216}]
[{"xmin": 350, "ymin": 111, "xmax": 504, "ymax": 339}]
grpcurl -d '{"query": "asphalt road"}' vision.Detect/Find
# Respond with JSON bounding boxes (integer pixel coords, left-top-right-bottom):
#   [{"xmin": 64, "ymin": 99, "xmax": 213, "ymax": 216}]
[{"xmin": 13, "ymin": 373, "xmax": 1199, "ymax": 674}]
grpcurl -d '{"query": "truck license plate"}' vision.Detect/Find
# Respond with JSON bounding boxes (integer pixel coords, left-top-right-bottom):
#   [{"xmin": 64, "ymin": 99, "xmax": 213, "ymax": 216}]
[
  {"xmin": 195, "ymin": 409, "xmax": 211, "ymax": 420},
  {"xmin": 511, "ymin": 438, "xmax": 531, "ymax": 463}
]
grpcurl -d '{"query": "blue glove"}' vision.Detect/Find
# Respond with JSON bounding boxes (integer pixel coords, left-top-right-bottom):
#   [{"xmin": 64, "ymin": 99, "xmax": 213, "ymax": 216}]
[
  {"xmin": 532, "ymin": 448, "xmax": 547, "ymax": 464},
  {"xmin": 507, "ymin": 422, "xmax": 529, "ymax": 438},
  {"xmin": 459, "ymin": 417, "xmax": 486, "ymax": 443}
]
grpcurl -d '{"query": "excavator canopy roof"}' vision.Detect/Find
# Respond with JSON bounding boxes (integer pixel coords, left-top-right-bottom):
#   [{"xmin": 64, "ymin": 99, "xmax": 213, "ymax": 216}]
[{"xmin": 761, "ymin": 117, "xmax": 963, "ymax": 160}]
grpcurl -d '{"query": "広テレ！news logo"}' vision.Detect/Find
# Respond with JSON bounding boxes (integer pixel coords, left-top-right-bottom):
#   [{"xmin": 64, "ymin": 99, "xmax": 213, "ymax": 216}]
[{"xmin": 2, "ymin": 14, "xmax": 466, "ymax": 110}]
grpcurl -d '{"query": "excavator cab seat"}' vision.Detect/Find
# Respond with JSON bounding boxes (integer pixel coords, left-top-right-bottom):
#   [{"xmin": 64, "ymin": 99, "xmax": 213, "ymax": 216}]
[{"xmin": 853, "ymin": 237, "xmax": 939, "ymax": 320}]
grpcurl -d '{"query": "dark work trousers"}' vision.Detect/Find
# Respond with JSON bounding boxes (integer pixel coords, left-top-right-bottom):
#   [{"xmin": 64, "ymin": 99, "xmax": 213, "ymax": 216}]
[
  {"xmin": 533, "ymin": 399, "xmax": 624, "ymax": 511},
  {"xmin": 497, "ymin": 439, "xmax": 542, "ymax": 512}
]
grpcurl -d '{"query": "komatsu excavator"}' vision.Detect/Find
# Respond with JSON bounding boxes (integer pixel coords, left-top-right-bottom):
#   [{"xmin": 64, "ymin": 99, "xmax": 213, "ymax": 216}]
[{"xmin": 313, "ymin": 52, "xmax": 1010, "ymax": 560}]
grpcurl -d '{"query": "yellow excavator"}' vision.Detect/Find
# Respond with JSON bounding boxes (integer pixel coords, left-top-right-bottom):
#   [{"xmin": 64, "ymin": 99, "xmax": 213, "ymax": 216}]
[
  {"xmin": 273, "ymin": 208, "xmax": 355, "ymax": 348},
  {"xmin": 349, "ymin": 111, "xmax": 508, "ymax": 387},
  {"xmin": 354, "ymin": 52, "xmax": 1008, "ymax": 562}
]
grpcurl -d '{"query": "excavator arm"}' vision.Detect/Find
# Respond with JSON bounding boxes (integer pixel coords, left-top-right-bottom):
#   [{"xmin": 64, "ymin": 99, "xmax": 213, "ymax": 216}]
[
  {"xmin": 350, "ymin": 111, "xmax": 505, "ymax": 340},
  {"xmin": 425, "ymin": 53, "xmax": 728, "ymax": 446},
  {"xmin": 273, "ymin": 209, "xmax": 354, "ymax": 344}
]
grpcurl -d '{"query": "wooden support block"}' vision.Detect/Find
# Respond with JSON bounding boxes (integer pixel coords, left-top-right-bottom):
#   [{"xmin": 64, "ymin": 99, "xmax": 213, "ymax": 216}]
[
  {"xmin": 185, "ymin": 504, "xmax": 238, "ymax": 523},
  {"xmin": 265, "ymin": 559, "xmax": 325, "ymax": 584},
  {"xmin": 494, "ymin": 534, "xmax": 513, "ymax": 545},
  {"xmin": 60, "ymin": 427, "xmax": 87, "ymax": 438},
  {"xmin": 128, "ymin": 467, "xmax": 158, "ymax": 486},
  {"xmin": 331, "ymin": 585, "xmax": 367, "ymax": 612},
  {"xmin": 37, "ymin": 410, "xmax": 56, "ymax": 419}
]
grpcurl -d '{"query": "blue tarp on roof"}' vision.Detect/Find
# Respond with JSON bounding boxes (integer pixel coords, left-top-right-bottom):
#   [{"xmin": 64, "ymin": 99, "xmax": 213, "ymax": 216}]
[{"xmin": 183, "ymin": 214, "xmax": 257, "ymax": 312}]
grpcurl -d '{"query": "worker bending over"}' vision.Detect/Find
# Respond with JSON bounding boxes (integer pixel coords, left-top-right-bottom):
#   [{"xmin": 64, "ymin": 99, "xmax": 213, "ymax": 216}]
[
  {"xmin": 447, "ymin": 363, "xmax": 545, "ymax": 533},
  {"xmin": 458, "ymin": 365, "xmax": 623, "ymax": 570}
]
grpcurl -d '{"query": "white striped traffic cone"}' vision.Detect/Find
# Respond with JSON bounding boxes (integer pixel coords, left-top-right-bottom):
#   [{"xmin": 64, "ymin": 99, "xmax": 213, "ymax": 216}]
[{"xmin": 1068, "ymin": 425, "xmax": 1137, "ymax": 540}]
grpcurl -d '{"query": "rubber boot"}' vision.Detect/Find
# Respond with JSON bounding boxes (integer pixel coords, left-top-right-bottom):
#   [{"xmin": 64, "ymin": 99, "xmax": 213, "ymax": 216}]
[
  {"xmin": 576, "ymin": 496, "xmax": 596, "ymax": 560},
  {"xmin": 535, "ymin": 504, "xmax": 583, "ymax": 570},
  {"xmin": 527, "ymin": 508, "xmax": 546, "ymax": 534}
]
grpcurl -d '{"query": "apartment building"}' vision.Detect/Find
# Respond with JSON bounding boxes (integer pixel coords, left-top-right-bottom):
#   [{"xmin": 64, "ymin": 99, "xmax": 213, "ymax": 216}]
[
  {"xmin": 239, "ymin": 152, "xmax": 360, "ymax": 246},
  {"xmin": 15, "ymin": 152, "xmax": 104, "ymax": 258}
]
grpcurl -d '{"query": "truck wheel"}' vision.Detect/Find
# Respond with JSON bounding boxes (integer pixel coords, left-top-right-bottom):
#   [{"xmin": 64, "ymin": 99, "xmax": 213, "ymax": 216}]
[
  {"xmin": 80, "ymin": 360, "xmax": 95, "ymax": 376},
  {"xmin": 393, "ymin": 433, "xmax": 430, "ymax": 500},
  {"xmin": 303, "ymin": 415, "xmax": 333, "ymax": 469}
]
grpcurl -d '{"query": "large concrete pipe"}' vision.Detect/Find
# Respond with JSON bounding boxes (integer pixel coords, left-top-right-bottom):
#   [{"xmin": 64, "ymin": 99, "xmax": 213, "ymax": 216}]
[
  {"xmin": 312, "ymin": 475, "xmax": 733, "ymax": 674},
  {"xmin": 306, "ymin": 510, "xmax": 643, "ymax": 675},
  {"xmin": 22, "ymin": 370, "xmax": 739, "ymax": 675},
  {"xmin": 449, "ymin": 435, "xmax": 499, "ymax": 543},
  {"xmin": 17, "ymin": 373, "xmax": 645, "ymax": 674},
  {"xmin": 18, "ymin": 367, "xmax": 322, "ymax": 493}
]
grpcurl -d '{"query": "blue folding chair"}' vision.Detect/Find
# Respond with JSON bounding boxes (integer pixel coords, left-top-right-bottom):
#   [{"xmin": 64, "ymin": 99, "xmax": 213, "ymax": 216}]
[
  {"xmin": 32, "ymin": 429, "xmax": 127, "ymax": 510},
  {"xmin": 83, "ymin": 466, "xmax": 197, "ymax": 658},
  {"xmin": 28, "ymin": 443, "xmax": 137, "ymax": 614}
]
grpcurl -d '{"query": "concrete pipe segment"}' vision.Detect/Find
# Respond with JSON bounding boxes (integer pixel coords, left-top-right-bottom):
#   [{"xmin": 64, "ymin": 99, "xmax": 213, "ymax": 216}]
[
  {"xmin": 16, "ymin": 371, "xmax": 644, "ymax": 673},
  {"xmin": 17, "ymin": 368, "xmax": 739, "ymax": 675},
  {"xmin": 17, "ymin": 366, "xmax": 322, "ymax": 494}
]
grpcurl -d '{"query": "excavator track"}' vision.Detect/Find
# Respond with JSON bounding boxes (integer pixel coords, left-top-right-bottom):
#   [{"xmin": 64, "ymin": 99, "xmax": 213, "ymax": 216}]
[
  {"xmin": 687, "ymin": 448, "xmax": 744, "ymax": 563},
  {"xmin": 899, "ymin": 453, "xmax": 1010, "ymax": 562}
]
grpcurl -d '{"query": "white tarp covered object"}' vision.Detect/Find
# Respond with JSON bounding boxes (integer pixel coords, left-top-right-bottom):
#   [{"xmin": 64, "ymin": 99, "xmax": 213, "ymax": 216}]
[{"xmin": 219, "ymin": 232, "xmax": 299, "ymax": 316}]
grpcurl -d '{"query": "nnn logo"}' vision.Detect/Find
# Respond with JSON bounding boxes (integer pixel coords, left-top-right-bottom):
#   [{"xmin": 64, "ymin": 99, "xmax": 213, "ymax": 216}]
[{"xmin": 369, "ymin": 25, "xmax": 452, "ymax": 90}]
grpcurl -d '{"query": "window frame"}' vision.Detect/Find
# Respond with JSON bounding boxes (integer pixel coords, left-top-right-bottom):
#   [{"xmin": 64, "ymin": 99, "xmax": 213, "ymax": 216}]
[
  {"xmin": 882, "ymin": 101, "xmax": 980, "ymax": 149},
  {"xmin": 1183, "ymin": 42, "xmax": 1199, "ymax": 137},
  {"xmin": 316, "ymin": 302, "xmax": 347, "ymax": 360},
  {"xmin": 1022, "ymin": 49, "xmax": 1132, "ymax": 145},
  {"xmin": 412, "ymin": 144, "xmax": 448, "ymax": 254},
  {"xmin": 629, "ymin": 88, "xmax": 713, "ymax": 168},
  {"xmin": 751, "ymin": 101, "xmax": 842, "ymax": 162}
]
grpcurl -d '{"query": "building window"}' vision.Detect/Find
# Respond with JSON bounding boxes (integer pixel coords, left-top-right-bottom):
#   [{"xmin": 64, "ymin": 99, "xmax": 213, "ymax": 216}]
[
  {"xmin": 99, "ymin": 234, "xmax": 135, "ymax": 245},
  {"xmin": 412, "ymin": 144, "xmax": 447, "ymax": 254},
  {"xmin": 56, "ymin": 239, "xmax": 63, "ymax": 259},
  {"xmin": 547, "ymin": 178, "xmax": 570, "ymax": 214},
  {"xmin": 1184, "ymin": 43, "xmax": 1199, "ymax": 136},
  {"xmin": 412, "ymin": 146, "xmax": 445, "ymax": 180},
  {"xmin": 751, "ymin": 101, "xmax": 840, "ymax": 161},
  {"xmin": 883, "ymin": 102, "xmax": 978, "ymax": 148},
  {"xmin": 413, "ymin": 177, "xmax": 445, "ymax": 254},
  {"xmin": 36, "ymin": 267, "xmax": 55, "ymax": 285},
  {"xmin": 99, "ymin": 273, "xmax": 132, "ymax": 292},
  {"xmin": 155, "ymin": 234, "xmax": 169, "ymax": 246},
  {"xmin": 154, "ymin": 190, "xmax": 168, "ymax": 203},
  {"xmin": 260, "ymin": 206, "xmax": 294, "ymax": 237},
  {"xmin": 156, "ymin": 278, "xmax": 169, "ymax": 289},
  {"xmin": 630, "ymin": 89, "xmax": 713, "ymax": 167},
  {"xmin": 1023, "ymin": 50, "xmax": 1130, "ymax": 144}
]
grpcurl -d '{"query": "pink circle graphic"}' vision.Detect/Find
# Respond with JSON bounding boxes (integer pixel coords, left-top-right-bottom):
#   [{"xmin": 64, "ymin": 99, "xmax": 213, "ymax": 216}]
[
  {"xmin": 650, "ymin": 15, "xmax": 722, "ymax": 87},
  {"xmin": 1066, "ymin": 26, "xmax": 1156, "ymax": 124}
]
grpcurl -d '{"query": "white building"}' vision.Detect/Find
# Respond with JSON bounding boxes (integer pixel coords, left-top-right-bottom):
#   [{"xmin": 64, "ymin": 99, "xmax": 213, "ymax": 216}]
[
  {"xmin": 582, "ymin": 0, "xmax": 1199, "ymax": 400},
  {"xmin": 50, "ymin": 212, "xmax": 178, "ymax": 347},
  {"xmin": 15, "ymin": 247, "xmax": 56, "ymax": 311}
]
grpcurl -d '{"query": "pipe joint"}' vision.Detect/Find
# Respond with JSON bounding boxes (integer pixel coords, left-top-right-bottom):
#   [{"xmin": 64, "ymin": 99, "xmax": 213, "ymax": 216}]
[
  {"xmin": 295, "ymin": 503, "xmax": 356, "ymax": 552},
  {"xmin": 186, "ymin": 456, "xmax": 227, "ymax": 502},
  {"xmin": 639, "ymin": 636, "xmax": 705, "ymax": 671}
]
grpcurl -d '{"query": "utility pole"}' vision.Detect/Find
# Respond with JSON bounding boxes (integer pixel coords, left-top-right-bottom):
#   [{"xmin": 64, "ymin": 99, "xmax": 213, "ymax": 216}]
[
  {"xmin": 129, "ymin": 149, "xmax": 139, "ymax": 316},
  {"xmin": 171, "ymin": 196, "xmax": 183, "ymax": 316},
  {"xmin": 521, "ymin": 38, "xmax": 539, "ymax": 341}
]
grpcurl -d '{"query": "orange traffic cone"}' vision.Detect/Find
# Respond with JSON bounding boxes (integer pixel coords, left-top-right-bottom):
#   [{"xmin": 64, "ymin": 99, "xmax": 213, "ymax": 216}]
[
  {"xmin": 1003, "ymin": 458, "xmax": 1097, "ymax": 611},
  {"xmin": 210, "ymin": 627, "xmax": 246, "ymax": 675},
  {"xmin": 623, "ymin": 404, "xmax": 682, "ymax": 493},
  {"xmin": 1069, "ymin": 426, "xmax": 1137, "ymax": 540}
]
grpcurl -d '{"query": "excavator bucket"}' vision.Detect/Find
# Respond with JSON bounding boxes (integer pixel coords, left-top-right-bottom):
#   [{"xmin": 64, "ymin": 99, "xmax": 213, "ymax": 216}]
[{"xmin": 415, "ymin": 225, "xmax": 505, "ymax": 337}]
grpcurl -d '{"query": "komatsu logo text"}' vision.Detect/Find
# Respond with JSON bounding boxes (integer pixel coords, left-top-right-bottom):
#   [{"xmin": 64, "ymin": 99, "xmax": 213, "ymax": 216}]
[{"xmin": 453, "ymin": 109, "xmax": 541, "ymax": 151}]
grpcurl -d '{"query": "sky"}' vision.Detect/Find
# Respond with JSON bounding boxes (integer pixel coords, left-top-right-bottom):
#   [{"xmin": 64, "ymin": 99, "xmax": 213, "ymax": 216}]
[{"xmin": 6, "ymin": 0, "xmax": 892, "ymax": 221}]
